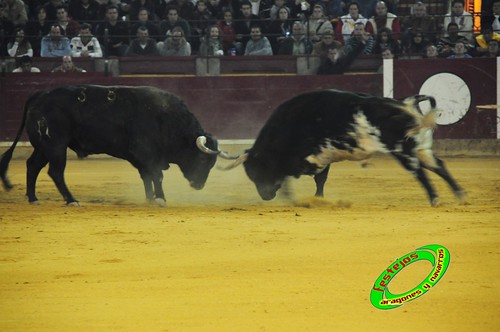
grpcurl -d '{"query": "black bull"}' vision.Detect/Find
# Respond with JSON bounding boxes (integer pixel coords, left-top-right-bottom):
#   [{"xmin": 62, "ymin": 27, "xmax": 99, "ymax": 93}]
[
  {"xmin": 0, "ymin": 85, "xmax": 232, "ymax": 206},
  {"xmin": 223, "ymin": 89, "xmax": 465, "ymax": 206}
]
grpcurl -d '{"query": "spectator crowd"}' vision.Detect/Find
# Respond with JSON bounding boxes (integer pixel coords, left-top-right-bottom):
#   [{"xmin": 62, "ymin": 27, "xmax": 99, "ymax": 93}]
[{"xmin": 1, "ymin": 0, "xmax": 498, "ymax": 73}]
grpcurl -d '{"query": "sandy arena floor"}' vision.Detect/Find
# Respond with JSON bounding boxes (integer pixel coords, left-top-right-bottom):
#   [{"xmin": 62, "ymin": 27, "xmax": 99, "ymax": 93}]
[{"xmin": 0, "ymin": 155, "xmax": 499, "ymax": 331}]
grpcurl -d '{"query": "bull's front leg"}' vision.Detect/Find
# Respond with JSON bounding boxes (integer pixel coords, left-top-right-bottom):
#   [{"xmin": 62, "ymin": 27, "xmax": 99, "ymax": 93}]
[
  {"xmin": 151, "ymin": 170, "xmax": 166, "ymax": 207},
  {"xmin": 314, "ymin": 165, "xmax": 330, "ymax": 197},
  {"xmin": 139, "ymin": 170, "xmax": 154, "ymax": 202}
]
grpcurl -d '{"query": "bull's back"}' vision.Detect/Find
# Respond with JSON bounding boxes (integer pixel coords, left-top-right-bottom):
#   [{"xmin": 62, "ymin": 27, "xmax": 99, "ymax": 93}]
[
  {"xmin": 254, "ymin": 90, "xmax": 413, "ymax": 145},
  {"xmin": 25, "ymin": 85, "xmax": 189, "ymax": 158}
]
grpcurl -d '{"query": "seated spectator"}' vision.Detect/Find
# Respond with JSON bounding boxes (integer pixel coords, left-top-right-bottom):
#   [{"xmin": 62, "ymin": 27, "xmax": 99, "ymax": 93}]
[
  {"xmin": 278, "ymin": 21, "xmax": 312, "ymax": 55},
  {"xmin": 366, "ymin": 1, "xmax": 401, "ymax": 40},
  {"xmin": 402, "ymin": 28, "xmax": 428, "ymax": 58},
  {"xmin": 443, "ymin": 0, "xmax": 473, "ymax": 43},
  {"xmin": 400, "ymin": 1, "xmax": 436, "ymax": 45},
  {"xmin": 373, "ymin": 27, "xmax": 401, "ymax": 57},
  {"xmin": 55, "ymin": 5, "xmax": 81, "ymax": 39},
  {"xmin": 437, "ymin": 22, "xmax": 473, "ymax": 58},
  {"xmin": 12, "ymin": 55, "xmax": 41, "ymax": 73},
  {"xmin": 130, "ymin": 8, "xmax": 160, "ymax": 41},
  {"xmin": 447, "ymin": 41, "xmax": 472, "ymax": 59},
  {"xmin": 191, "ymin": 0, "xmax": 216, "ymax": 53},
  {"xmin": 483, "ymin": 40, "xmax": 499, "ymax": 58},
  {"xmin": 159, "ymin": 5, "xmax": 192, "ymax": 39},
  {"xmin": 318, "ymin": 0, "xmax": 346, "ymax": 19},
  {"xmin": 157, "ymin": 26, "xmax": 192, "ymax": 56},
  {"xmin": 68, "ymin": 0, "xmax": 102, "ymax": 29},
  {"xmin": 126, "ymin": 25, "xmax": 159, "ymax": 56},
  {"xmin": 0, "ymin": 0, "xmax": 27, "ymax": 27},
  {"xmin": 344, "ymin": 22, "xmax": 376, "ymax": 55},
  {"xmin": 481, "ymin": 0, "xmax": 500, "ymax": 33},
  {"xmin": 376, "ymin": 46, "xmax": 394, "ymax": 72},
  {"xmin": 267, "ymin": 6, "xmax": 293, "ymax": 55},
  {"xmin": 8, "ymin": 27, "xmax": 33, "ymax": 57},
  {"xmin": 336, "ymin": 1, "xmax": 368, "ymax": 44},
  {"xmin": 71, "ymin": 23, "xmax": 103, "ymax": 58},
  {"xmin": 475, "ymin": 29, "xmax": 500, "ymax": 56},
  {"xmin": 52, "ymin": 55, "xmax": 87, "ymax": 72},
  {"xmin": 269, "ymin": 0, "xmax": 290, "ymax": 21},
  {"xmin": 305, "ymin": 4, "xmax": 333, "ymax": 43},
  {"xmin": 216, "ymin": 9, "xmax": 238, "ymax": 55},
  {"xmin": 25, "ymin": 6, "xmax": 52, "ymax": 57},
  {"xmin": 424, "ymin": 44, "xmax": 439, "ymax": 58},
  {"xmin": 167, "ymin": 0, "xmax": 195, "ymax": 21},
  {"xmin": 317, "ymin": 44, "xmax": 364, "ymax": 75},
  {"xmin": 235, "ymin": 0, "xmax": 262, "ymax": 52},
  {"xmin": 313, "ymin": 29, "xmax": 342, "ymax": 58},
  {"xmin": 44, "ymin": 0, "xmax": 65, "ymax": 22},
  {"xmin": 40, "ymin": 25, "xmax": 72, "ymax": 57},
  {"xmin": 129, "ymin": 0, "xmax": 157, "ymax": 23},
  {"xmin": 199, "ymin": 25, "xmax": 224, "ymax": 56},
  {"xmin": 244, "ymin": 25, "xmax": 273, "ymax": 55},
  {"xmin": 95, "ymin": 4, "xmax": 130, "ymax": 57}
]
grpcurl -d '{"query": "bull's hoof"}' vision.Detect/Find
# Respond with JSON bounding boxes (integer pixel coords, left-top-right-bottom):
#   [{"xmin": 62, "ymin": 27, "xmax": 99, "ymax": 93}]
[
  {"xmin": 154, "ymin": 197, "xmax": 167, "ymax": 207},
  {"xmin": 29, "ymin": 200, "xmax": 40, "ymax": 205},
  {"xmin": 2, "ymin": 181, "xmax": 13, "ymax": 191},
  {"xmin": 66, "ymin": 201, "xmax": 80, "ymax": 207},
  {"xmin": 430, "ymin": 197, "xmax": 441, "ymax": 207},
  {"xmin": 456, "ymin": 191, "xmax": 469, "ymax": 205}
]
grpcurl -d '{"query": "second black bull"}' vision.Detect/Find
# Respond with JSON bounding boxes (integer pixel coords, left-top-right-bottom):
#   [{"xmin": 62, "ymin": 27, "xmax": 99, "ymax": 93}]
[{"xmin": 223, "ymin": 89, "xmax": 465, "ymax": 206}]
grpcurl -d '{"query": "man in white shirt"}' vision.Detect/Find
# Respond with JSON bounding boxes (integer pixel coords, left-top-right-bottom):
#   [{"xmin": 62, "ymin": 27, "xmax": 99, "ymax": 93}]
[
  {"xmin": 443, "ymin": 0, "xmax": 474, "ymax": 42},
  {"xmin": 71, "ymin": 23, "xmax": 103, "ymax": 58}
]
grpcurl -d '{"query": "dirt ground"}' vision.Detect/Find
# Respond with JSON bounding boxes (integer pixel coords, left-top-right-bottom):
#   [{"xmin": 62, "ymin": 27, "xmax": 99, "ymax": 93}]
[{"xmin": 0, "ymin": 154, "xmax": 498, "ymax": 332}]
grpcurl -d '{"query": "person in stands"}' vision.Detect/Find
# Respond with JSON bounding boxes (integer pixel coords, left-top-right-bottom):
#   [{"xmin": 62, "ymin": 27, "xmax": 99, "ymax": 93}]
[{"xmin": 52, "ymin": 55, "xmax": 87, "ymax": 72}]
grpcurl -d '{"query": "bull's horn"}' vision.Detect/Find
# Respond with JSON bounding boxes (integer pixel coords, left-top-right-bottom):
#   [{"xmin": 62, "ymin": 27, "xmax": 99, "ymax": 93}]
[
  {"xmin": 196, "ymin": 136, "xmax": 238, "ymax": 159},
  {"xmin": 196, "ymin": 136, "xmax": 220, "ymax": 155},
  {"xmin": 217, "ymin": 153, "xmax": 248, "ymax": 170},
  {"xmin": 412, "ymin": 95, "xmax": 436, "ymax": 108}
]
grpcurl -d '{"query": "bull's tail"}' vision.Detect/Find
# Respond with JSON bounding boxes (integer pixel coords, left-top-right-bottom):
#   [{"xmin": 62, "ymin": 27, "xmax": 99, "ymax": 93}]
[
  {"xmin": 404, "ymin": 95, "xmax": 439, "ymax": 168},
  {"xmin": 404, "ymin": 95, "xmax": 438, "ymax": 137},
  {"xmin": 0, "ymin": 92, "xmax": 39, "ymax": 190}
]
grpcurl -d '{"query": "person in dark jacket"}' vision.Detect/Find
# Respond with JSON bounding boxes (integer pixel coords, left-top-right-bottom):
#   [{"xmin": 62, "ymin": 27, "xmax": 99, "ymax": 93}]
[
  {"xmin": 125, "ymin": 25, "xmax": 159, "ymax": 56},
  {"xmin": 317, "ymin": 42, "xmax": 363, "ymax": 75}
]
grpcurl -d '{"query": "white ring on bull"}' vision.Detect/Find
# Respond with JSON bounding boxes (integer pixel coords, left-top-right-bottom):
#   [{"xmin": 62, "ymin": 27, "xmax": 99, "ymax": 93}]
[
  {"xmin": 78, "ymin": 88, "xmax": 87, "ymax": 103},
  {"xmin": 195, "ymin": 136, "xmax": 237, "ymax": 160},
  {"xmin": 107, "ymin": 89, "xmax": 116, "ymax": 102}
]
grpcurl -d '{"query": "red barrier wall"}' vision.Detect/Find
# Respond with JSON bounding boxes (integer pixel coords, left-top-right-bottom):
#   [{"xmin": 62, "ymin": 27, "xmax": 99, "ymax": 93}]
[
  {"xmin": 0, "ymin": 73, "xmax": 382, "ymax": 141},
  {"xmin": 0, "ymin": 58, "xmax": 496, "ymax": 141}
]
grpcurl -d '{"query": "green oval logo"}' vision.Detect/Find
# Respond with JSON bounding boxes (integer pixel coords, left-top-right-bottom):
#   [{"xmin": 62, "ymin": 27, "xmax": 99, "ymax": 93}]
[{"xmin": 370, "ymin": 244, "xmax": 450, "ymax": 310}]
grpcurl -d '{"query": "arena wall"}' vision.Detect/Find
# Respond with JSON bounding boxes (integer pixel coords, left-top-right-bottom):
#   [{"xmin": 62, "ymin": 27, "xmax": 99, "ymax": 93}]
[{"xmin": 0, "ymin": 58, "xmax": 498, "ymax": 156}]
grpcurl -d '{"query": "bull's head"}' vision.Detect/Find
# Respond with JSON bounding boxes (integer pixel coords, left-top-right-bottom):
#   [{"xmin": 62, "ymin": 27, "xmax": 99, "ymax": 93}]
[
  {"xmin": 179, "ymin": 135, "xmax": 234, "ymax": 190},
  {"xmin": 220, "ymin": 150, "xmax": 284, "ymax": 200}
]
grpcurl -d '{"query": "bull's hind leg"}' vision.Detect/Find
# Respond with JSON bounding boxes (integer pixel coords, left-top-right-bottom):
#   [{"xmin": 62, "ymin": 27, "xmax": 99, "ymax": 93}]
[
  {"xmin": 26, "ymin": 149, "xmax": 49, "ymax": 204},
  {"xmin": 422, "ymin": 157, "xmax": 466, "ymax": 203},
  {"xmin": 46, "ymin": 147, "xmax": 78, "ymax": 205},
  {"xmin": 391, "ymin": 153, "xmax": 439, "ymax": 206},
  {"xmin": 314, "ymin": 165, "xmax": 330, "ymax": 197}
]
